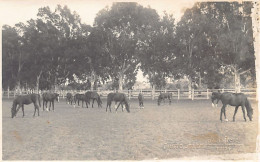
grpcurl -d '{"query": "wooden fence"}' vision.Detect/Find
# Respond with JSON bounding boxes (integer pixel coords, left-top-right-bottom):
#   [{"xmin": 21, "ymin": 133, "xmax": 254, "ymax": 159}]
[{"xmin": 2, "ymin": 88, "xmax": 257, "ymax": 100}]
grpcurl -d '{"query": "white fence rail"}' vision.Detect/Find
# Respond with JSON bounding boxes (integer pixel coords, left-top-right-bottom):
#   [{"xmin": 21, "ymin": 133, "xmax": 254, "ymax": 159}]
[{"xmin": 2, "ymin": 88, "xmax": 257, "ymax": 100}]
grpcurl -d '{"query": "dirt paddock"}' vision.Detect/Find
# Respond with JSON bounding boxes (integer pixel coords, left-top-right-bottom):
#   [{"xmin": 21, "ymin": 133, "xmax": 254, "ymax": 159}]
[{"xmin": 2, "ymin": 98, "xmax": 258, "ymax": 160}]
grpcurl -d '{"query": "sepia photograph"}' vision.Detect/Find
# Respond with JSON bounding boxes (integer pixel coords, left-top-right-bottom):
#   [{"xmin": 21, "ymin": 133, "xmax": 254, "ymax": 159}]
[{"xmin": 1, "ymin": 0, "xmax": 259, "ymax": 160}]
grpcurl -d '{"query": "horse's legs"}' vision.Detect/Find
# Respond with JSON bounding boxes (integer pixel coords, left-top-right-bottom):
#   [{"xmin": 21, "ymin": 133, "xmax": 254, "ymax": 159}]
[
  {"xmin": 92, "ymin": 99, "xmax": 95, "ymax": 108},
  {"xmin": 33, "ymin": 104, "xmax": 37, "ymax": 117},
  {"xmin": 223, "ymin": 106, "xmax": 227, "ymax": 120},
  {"xmin": 43, "ymin": 101, "xmax": 45, "ymax": 111},
  {"xmin": 106, "ymin": 101, "xmax": 111, "ymax": 112},
  {"xmin": 49, "ymin": 101, "xmax": 51, "ymax": 111},
  {"xmin": 121, "ymin": 103, "xmax": 124, "ymax": 112},
  {"xmin": 241, "ymin": 105, "xmax": 247, "ymax": 122},
  {"xmin": 169, "ymin": 97, "xmax": 171, "ymax": 105},
  {"xmin": 37, "ymin": 104, "xmax": 40, "ymax": 116},
  {"xmin": 85, "ymin": 100, "xmax": 88, "ymax": 108},
  {"xmin": 115, "ymin": 102, "xmax": 124, "ymax": 112},
  {"xmin": 52, "ymin": 101, "xmax": 54, "ymax": 111},
  {"xmin": 22, "ymin": 105, "xmax": 25, "ymax": 117},
  {"xmin": 233, "ymin": 106, "xmax": 239, "ymax": 122},
  {"xmin": 15, "ymin": 105, "xmax": 22, "ymax": 117},
  {"xmin": 220, "ymin": 105, "xmax": 226, "ymax": 122}
]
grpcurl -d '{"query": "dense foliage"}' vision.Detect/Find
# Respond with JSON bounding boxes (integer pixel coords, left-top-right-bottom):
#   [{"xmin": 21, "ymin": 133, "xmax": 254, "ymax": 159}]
[{"xmin": 2, "ymin": 2, "xmax": 256, "ymax": 91}]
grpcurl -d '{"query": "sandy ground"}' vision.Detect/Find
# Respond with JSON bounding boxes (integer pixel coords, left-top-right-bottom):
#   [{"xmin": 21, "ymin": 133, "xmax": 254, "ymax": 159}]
[{"xmin": 2, "ymin": 98, "xmax": 258, "ymax": 160}]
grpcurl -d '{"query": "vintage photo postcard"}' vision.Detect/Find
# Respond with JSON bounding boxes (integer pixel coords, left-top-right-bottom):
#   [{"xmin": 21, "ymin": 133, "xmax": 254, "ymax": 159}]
[{"xmin": 1, "ymin": 0, "xmax": 259, "ymax": 161}]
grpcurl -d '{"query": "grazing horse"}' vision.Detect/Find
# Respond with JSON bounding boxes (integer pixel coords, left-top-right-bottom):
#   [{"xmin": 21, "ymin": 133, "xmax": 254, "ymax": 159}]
[
  {"xmin": 158, "ymin": 92, "xmax": 172, "ymax": 106},
  {"xmin": 74, "ymin": 93, "xmax": 89, "ymax": 108},
  {"xmin": 106, "ymin": 93, "xmax": 130, "ymax": 113},
  {"xmin": 85, "ymin": 91, "xmax": 102, "ymax": 108},
  {"xmin": 42, "ymin": 92, "xmax": 59, "ymax": 111},
  {"xmin": 66, "ymin": 93, "xmax": 74, "ymax": 105},
  {"xmin": 211, "ymin": 92, "xmax": 253, "ymax": 122},
  {"xmin": 11, "ymin": 94, "xmax": 41, "ymax": 118},
  {"xmin": 138, "ymin": 93, "xmax": 144, "ymax": 108}
]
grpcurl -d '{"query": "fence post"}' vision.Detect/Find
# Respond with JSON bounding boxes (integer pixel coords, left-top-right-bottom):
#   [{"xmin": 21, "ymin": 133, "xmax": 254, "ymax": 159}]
[
  {"xmin": 206, "ymin": 89, "xmax": 209, "ymax": 99},
  {"xmin": 128, "ymin": 90, "xmax": 131, "ymax": 100},
  {"xmin": 152, "ymin": 89, "xmax": 155, "ymax": 100},
  {"xmin": 222, "ymin": 88, "xmax": 224, "ymax": 93},
  {"xmin": 7, "ymin": 86, "xmax": 10, "ymax": 99},
  {"xmin": 192, "ymin": 89, "xmax": 194, "ymax": 100},
  {"xmin": 177, "ymin": 89, "xmax": 180, "ymax": 100}
]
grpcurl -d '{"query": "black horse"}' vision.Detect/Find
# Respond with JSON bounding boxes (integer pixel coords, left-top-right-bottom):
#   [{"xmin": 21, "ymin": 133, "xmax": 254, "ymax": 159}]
[
  {"xmin": 158, "ymin": 92, "xmax": 172, "ymax": 106},
  {"xmin": 42, "ymin": 92, "xmax": 59, "ymax": 111},
  {"xmin": 11, "ymin": 93, "xmax": 41, "ymax": 118},
  {"xmin": 85, "ymin": 91, "xmax": 102, "ymax": 108},
  {"xmin": 211, "ymin": 92, "xmax": 253, "ymax": 122},
  {"xmin": 138, "ymin": 93, "xmax": 144, "ymax": 108},
  {"xmin": 74, "ymin": 93, "xmax": 89, "ymax": 108},
  {"xmin": 66, "ymin": 93, "xmax": 74, "ymax": 105},
  {"xmin": 106, "ymin": 92, "xmax": 130, "ymax": 113}
]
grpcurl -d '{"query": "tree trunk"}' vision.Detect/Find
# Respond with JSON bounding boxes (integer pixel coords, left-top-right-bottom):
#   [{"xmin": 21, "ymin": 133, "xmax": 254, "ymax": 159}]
[
  {"xmin": 234, "ymin": 68, "xmax": 241, "ymax": 93},
  {"xmin": 188, "ymin": 77, "xmax": 192, "ymax": 99},
  {"xmin": 90, "ymin": 71, "xmax": 96, "ymax": 91},
  {"xmin": 36, "ymin": 78, "xmax": 40, "ymax": 94},
  {"xmin": 16, "ymin": 80, "xmax": 21, "ymax": 94},
  {"xmin": 118, "ymin": 72, "xmax": 123, "ymax": 92},
  {"xmin": 35, "ymin": 70, "xmax": 43, "ymax": 94}
]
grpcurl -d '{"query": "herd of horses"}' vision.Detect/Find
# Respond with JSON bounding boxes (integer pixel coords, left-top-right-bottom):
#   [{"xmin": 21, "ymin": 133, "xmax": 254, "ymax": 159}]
[{"xmin": 10, "ymin": 91, "xmax": 254, "ymax": 122}]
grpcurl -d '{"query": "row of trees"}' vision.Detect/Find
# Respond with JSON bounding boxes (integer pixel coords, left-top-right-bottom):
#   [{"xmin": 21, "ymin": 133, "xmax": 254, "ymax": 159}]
[{"xmin": 2, "ymin": 2, "xmax": 256, "ymax": 92}]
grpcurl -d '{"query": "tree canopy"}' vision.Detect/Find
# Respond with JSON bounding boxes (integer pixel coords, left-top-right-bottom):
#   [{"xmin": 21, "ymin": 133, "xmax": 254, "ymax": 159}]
[{"xmin": 2, "ymin": 2, "xmax": 256, "ymax": 91}]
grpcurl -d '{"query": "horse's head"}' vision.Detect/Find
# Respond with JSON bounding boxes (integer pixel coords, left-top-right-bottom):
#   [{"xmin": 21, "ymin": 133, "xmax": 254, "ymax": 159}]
[
  {"xmin": 247, "ymin": 108, "xmax": 253, "ymax": 121},
  {"xmin": 211, "ymin": 92, "xmax": 220, "ymax": 107}
]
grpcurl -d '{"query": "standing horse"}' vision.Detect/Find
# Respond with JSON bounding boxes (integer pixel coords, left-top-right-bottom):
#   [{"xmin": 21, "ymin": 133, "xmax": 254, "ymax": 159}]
[
  {"xmin": 106, "ymin": 92, "xmax": 130, "ymax": 113},
  {"xmin": 211, "ymin": 92, "xmax": 253, "ymax": 122},
  {"xmin": 42, "ymin": 92, "xmax": 59, "ymax": 111},
  {"xmin": 74, "ymin": 93, "xmax": 89, "ymax": 108},
  {"xmin": 85, "ymin": 91, "xmax": 102, "ymax": 108},
  {"xmin": 66, "ymin": 93, "xmax": 74, "ymax": 105},
  {"xmin": 157, "ymin": 92, "xmax": 172, "ymax": 106},
  {"xmin": 11, "ymin": 94, "xmax": 41, "ymax": 118},
  {"xmin": 138, "ymin": 93, "xmax": 144, "ymax": 108}
]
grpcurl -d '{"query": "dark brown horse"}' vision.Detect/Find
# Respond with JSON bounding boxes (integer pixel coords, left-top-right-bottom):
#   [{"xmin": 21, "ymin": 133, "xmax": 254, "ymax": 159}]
[
  {"xmin": 138, "ymin": 93, "xmax": 144, "ymax": 108},
  {"xmin": 74, "ymin": 93, "xmax": 89, "ymax": 108},
  {"xmin": 158, "ymin": 92, "xmax": 172, "ymax": 106},
  {"xmin": 106, "ymin": 93, "xmax": 130, "ymax": 113},
  {"xmin": 42, "ymin": 92, "xmax": 59, "ymax": 111},
  {"xmin": 85, "ymin": 91, "xmax": 102, "ymax": 108},
  {"xmin": 66, "ymin": 93, "xmax": 74, "ymax": 105},
  {"xmin": 11, "ymin": 93, "xmax": 41, "ymax": 118},
  {"xmin": 211, "ymin": 92, "xmax": 253, "ymax": 122}
]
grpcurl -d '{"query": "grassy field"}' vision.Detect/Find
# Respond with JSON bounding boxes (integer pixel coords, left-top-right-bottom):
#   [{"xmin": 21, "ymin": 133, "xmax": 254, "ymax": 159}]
[{"xmin": 2, "ymin": 98, "xmax": 258, "ymax": 160}]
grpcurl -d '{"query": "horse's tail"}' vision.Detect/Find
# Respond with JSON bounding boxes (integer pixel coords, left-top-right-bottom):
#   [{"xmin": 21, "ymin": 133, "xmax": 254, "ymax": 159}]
[{"xmin": 123, "ymin": 95, "xmax": 130, "ymax": 113}]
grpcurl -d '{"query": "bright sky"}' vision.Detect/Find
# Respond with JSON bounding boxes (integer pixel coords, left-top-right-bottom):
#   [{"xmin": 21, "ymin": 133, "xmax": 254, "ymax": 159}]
[
  {"xmin": 0, "ymin": 0, "xmax": 196, "ymax": 82},
  {"xmin": 0, "ymin": 0, "xmax": 195, "ymax": 26}
]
